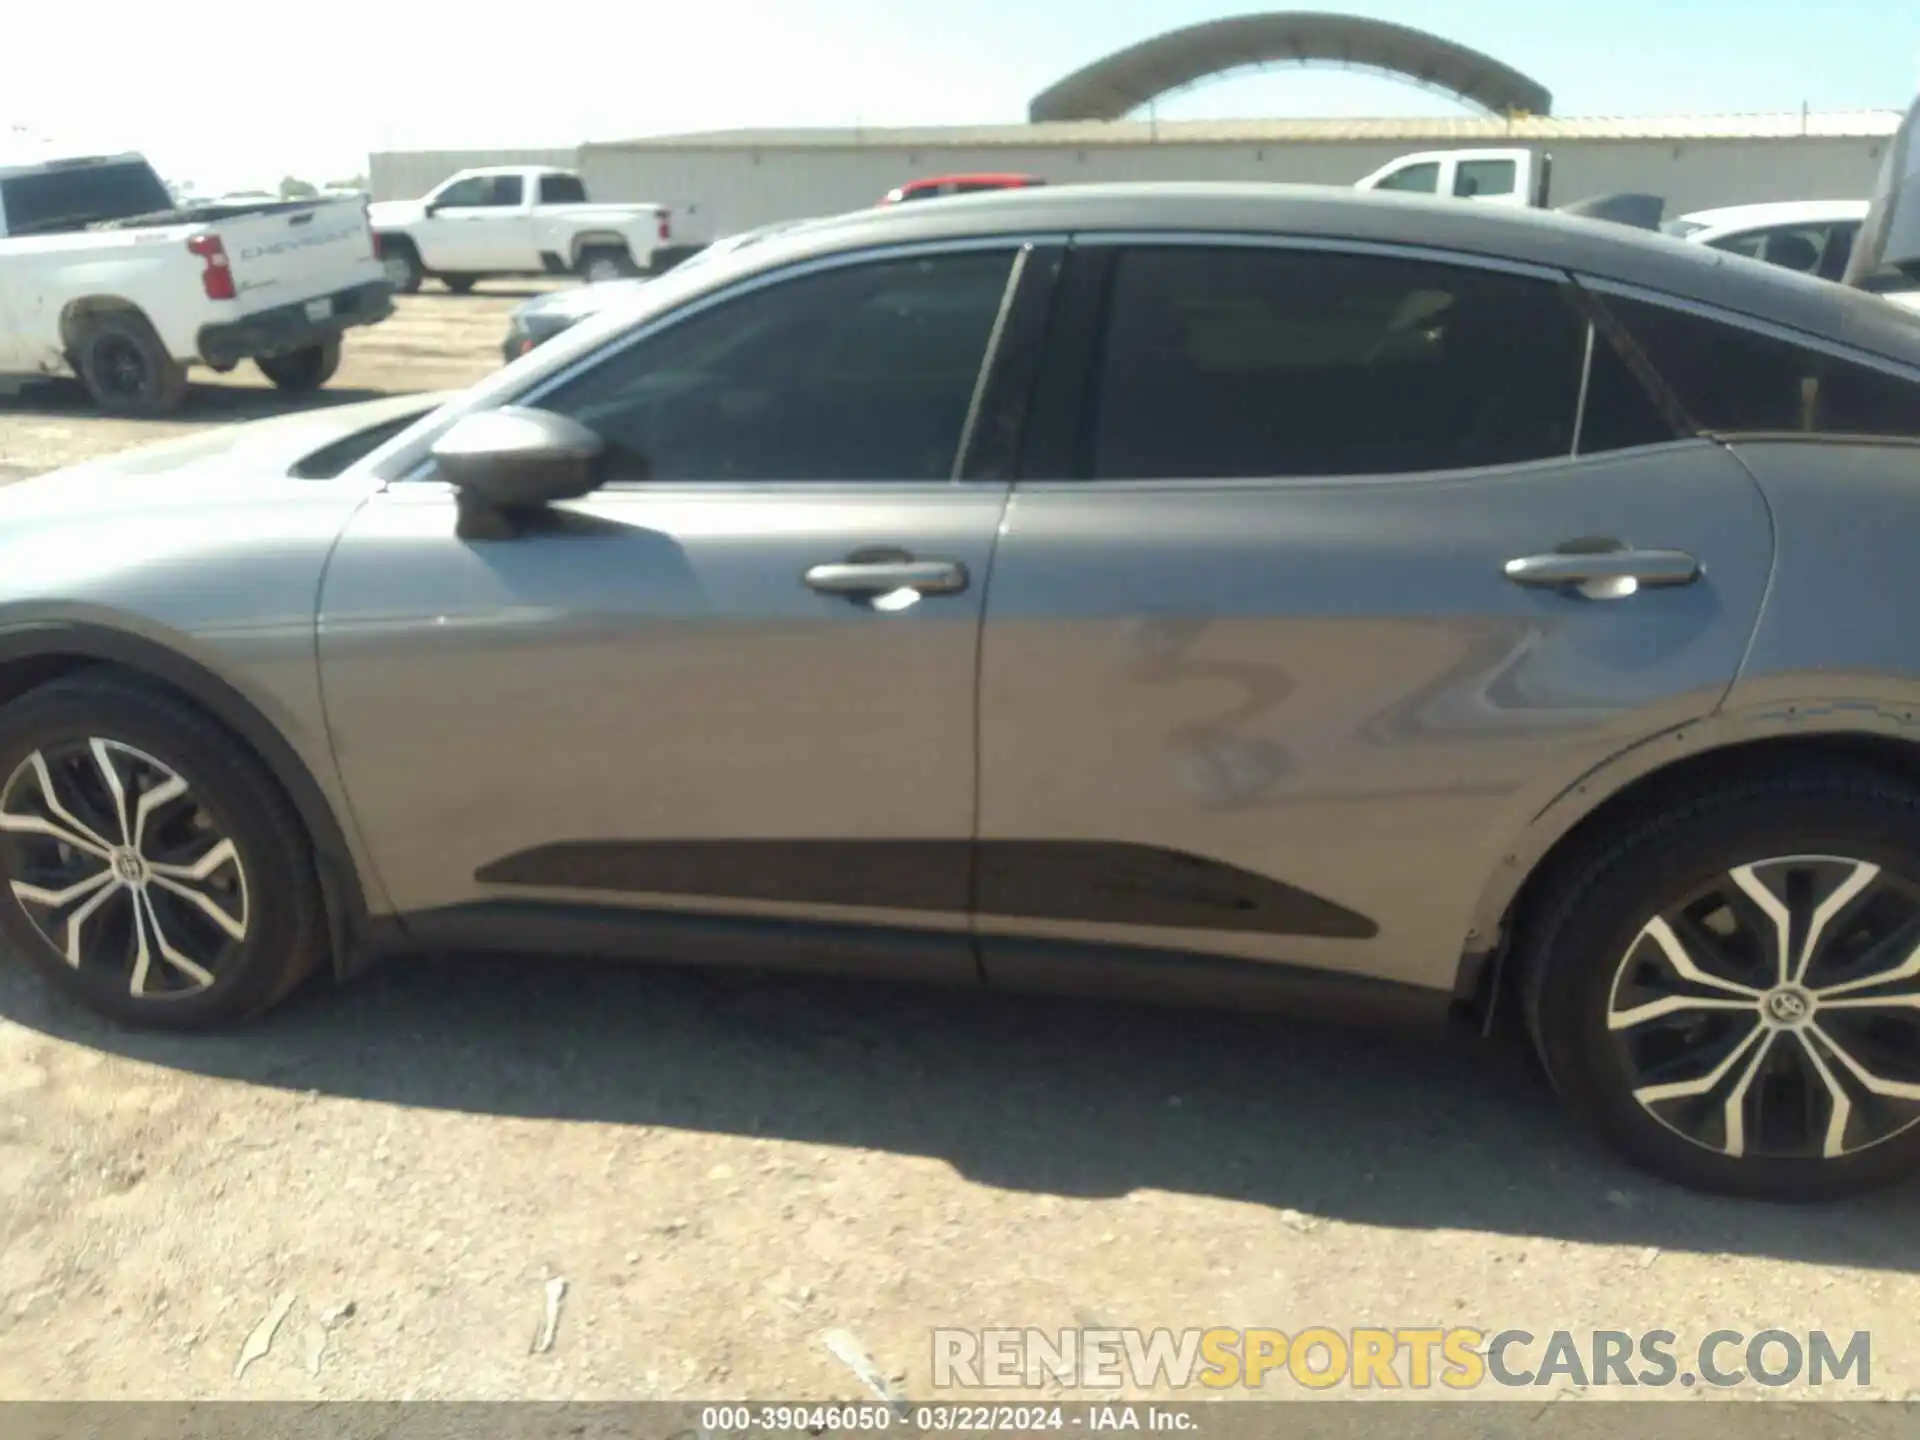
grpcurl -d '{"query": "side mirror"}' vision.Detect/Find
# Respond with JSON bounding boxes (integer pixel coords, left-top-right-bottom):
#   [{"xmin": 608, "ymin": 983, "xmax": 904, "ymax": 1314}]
[{"xmin": 432, "ymin": 407, "xmax": 605, "ymax": 539}]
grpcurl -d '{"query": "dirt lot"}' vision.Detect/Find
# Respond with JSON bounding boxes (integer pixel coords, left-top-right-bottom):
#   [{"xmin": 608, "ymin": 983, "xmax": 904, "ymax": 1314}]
[{"xmin": 1, "ymin": 289, "xmax": 1919, "ymax": 1409}]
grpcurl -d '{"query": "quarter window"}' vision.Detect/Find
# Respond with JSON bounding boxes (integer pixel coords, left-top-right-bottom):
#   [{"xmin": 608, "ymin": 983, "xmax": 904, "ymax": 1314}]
[
  {"xmin": 1602, "ymin": 292, "xmax": 1920, "ymax": 438},
  {"xmin": 537, "ymin": 250, "xmax": 1017, "ymax": 482},
  {"xmin": 1088, "ymin": 247, "xmax": 1596, "ymax": 480}
]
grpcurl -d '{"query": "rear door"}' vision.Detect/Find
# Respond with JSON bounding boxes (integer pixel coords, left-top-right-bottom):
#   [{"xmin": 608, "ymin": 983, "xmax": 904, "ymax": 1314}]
[{"xmin": 974, "ymin": 239, "xmax": 1775, "ymax": 1000}]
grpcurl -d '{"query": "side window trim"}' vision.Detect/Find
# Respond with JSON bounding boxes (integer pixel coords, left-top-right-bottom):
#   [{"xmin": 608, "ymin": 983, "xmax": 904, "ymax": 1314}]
[
  {"xmin": 508, "ymin": 237, "xmax": 1052, "ymax": 490},
  {"xmin": 387, "ymin": 238, "xmax": 1056, "ymax": 486},
  {"xmin": 1020, "ymin": 233, "xmax": 1601, "ymax": 487},
  {"xmin": 1063, "ymin": 228, "xmax": 1566, "ymax": 283},
  {"xmin": 515, "ymin": 236, "xmax": 1055, "ymax": 422}
]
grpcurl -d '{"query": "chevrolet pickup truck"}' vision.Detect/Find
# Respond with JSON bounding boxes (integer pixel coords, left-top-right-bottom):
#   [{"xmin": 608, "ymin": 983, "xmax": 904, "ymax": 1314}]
[
  {"xmin": 368, "ymin": 167, "xmax": 672, "ymax": 292},
  {"xmin": 0, "ymin": 151, "xmax": 392, "ymax": 416}
]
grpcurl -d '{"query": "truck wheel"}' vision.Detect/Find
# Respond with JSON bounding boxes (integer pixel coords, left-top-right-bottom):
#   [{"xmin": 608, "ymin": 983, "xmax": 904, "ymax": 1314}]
[
  {"xmin": 256, "ymin": 340, "xmax": 342, "ymax": 392},
  {"xmin": 442, "ymin": 275, "xmax": 479, "ymax": 295},
  {"xmin": 378, "ymin": 239, "xmax": 424, "ymax": 294},
  {"xmin": 577, "ymin": 245, "xmax": 639, "ymax": 283},
  {"xmin": 75, "ymin": 312, "xmax": 189, "ymax": 418}
]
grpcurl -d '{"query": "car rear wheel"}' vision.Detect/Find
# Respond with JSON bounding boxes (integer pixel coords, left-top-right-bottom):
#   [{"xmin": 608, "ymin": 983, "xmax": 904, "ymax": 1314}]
[
  {"xmin": 577, "ymin": 245, "xmax": 638, "ymax": 283},
  {"xmin": 74, "ymin": 312, "xmax": 189, "ymax": 418},
  {"xmin": 256, "ymin": 340, "xmax": 341, "ymax": 392},
  {"xmin": 0, "ymin": 674, "xmax": 329, "ymax": 1029},
  {"xmin": 1522, "ymin": 761, "xmax": 1920, "ymax": 1200},
  {"xmin": 379, "ymin": 240, "xmax": 424, "ymax": 294}
]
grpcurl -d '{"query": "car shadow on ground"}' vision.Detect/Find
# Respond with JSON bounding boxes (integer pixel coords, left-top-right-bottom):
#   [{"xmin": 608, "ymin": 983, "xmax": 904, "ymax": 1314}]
[
  {"xmin": 0, "ymin": 379, "xmax": 405, "ymax": 424},
  {"xmin": 4, "ymin": 949, "xmax": 1918, "ymax": 1270}
]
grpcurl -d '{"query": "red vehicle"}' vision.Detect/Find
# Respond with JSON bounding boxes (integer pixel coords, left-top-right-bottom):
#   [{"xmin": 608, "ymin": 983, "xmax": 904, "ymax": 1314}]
[{"xmin": 878, "ymin": 173, "xmax": 1046, "ymax": 205}]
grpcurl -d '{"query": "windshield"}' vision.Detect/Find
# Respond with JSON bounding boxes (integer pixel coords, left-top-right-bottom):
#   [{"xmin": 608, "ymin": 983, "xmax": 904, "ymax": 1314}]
[
  {"xmin": 0, "ymin": 159, "xmax": 174, "ymax": 236},
  {"xmin": 1660, "ymin": 218, "xmax": 1710, "ymax": 239}
]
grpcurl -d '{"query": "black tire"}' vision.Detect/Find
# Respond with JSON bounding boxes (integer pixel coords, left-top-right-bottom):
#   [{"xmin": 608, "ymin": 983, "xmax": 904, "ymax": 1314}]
[
  {"xmin": 576, "ymin": 244, "xmax": 639, "ymax": 283},
  {"xmin": 74, "ymin": 311, "xmax": 189, "ymax": 418},
  {"xmin": 378, "ymin": 238, "xmax": 424, "ymax": 294},
  {"xmin": 441, "ymin": 275, "xmax": 479, "ymax": 295},
  {"xmin": 0, "ymin": 672, "xmax": 330, "ymax": 1030},
  {"xmin": 1521, "ymin": 759, "xmax": 1920, "ymax": 1201},
  {"xmin": 256, "ymin": 339, "xmax": 341, "ymax": 392}
]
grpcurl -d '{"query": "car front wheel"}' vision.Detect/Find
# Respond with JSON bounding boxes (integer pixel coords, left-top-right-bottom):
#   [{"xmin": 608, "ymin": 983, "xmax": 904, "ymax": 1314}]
[
  {"xmin": 1524, "ymin": 760, "xmax": 1920, "ymax": 1200},
  {"xmin": 0, "ymin": 673, "xmax": 329, "ymax": 1029}
]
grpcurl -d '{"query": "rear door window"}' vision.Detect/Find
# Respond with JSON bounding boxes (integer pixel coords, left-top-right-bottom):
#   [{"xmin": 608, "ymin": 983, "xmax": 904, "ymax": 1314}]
[{"xmin": 1086, "ymin": 246, "xmax": 1596, "ymax": 480}]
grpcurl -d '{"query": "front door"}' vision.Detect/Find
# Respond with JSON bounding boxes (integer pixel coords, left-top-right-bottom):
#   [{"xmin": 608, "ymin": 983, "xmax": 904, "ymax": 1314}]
[
  {"xmin": 318, "ymin": 243, "xmax": 1045, "ymax": 978},
  {"xmin": 416, "ymin": 174, "xmax": 528, "ymax": 272},
  {"xmin": 975, "ymin": 240, "xmax": 1775, "ymax": 999}
]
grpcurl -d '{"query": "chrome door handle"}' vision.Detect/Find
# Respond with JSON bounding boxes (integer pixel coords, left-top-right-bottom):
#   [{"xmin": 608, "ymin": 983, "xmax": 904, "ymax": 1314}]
[
  {"xmin": 1504, "ymin": 548, "xmax": 1700, "ymax": 592},
  {"xmin": 804, "ymin": 558, "xmax": 969, "ymax": 597}
]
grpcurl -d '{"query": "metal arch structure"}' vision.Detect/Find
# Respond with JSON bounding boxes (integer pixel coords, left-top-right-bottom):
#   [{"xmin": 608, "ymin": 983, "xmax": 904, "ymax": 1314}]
[{"xmin": 1028, "ymin": 12, "xmax": 1553, "ymax": 124}]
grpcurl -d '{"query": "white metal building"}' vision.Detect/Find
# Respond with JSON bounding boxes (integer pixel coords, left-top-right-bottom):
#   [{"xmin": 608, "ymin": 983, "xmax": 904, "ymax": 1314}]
[{"xmin": 566, "ymin": 112, "xmax": 1901, "ymax": 241}]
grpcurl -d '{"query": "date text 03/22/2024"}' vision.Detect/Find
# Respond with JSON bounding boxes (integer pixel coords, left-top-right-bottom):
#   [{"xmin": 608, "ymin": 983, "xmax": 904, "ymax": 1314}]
[{"xmin": 698, "ymin": 1404, "xmax": 1194, "ymax": 1432}]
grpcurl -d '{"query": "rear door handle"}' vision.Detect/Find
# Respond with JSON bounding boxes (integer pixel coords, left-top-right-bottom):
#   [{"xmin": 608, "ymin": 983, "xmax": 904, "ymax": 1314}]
[
  {"xmin": 1504, "ymin": 548, "xmax": 1700, "ymax": 593},
  {"xmin": 804, "ymin": 558, "xmax": 969, "ymax": 597}
]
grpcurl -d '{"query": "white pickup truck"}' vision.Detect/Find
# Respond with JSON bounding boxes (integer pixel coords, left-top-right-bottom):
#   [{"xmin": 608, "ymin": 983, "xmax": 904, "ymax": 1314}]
[
  {"xmin": 0, "ymin": 150, "xmax": 392, "ymax": 416},
  {"xmin": 1355, "ymin": 148, "xmax": 1547, "ymax": 207},
  {"xmin": 368, "ymin": 167, "xmax": 672, "ymax": 292}
]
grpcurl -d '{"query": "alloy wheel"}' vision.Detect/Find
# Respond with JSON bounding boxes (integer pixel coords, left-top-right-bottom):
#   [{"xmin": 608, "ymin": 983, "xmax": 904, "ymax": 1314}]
[
  {"xmin": 382, "ymin": 253, "xmax": 415, "ymax": 288},
  {"xmin": 1608, "ymin": 855, "xmax": 1920, "ymax": 1160},
  {"xmin": 0, "ymin": 739, "xmax": 249, "ymax": 999}
]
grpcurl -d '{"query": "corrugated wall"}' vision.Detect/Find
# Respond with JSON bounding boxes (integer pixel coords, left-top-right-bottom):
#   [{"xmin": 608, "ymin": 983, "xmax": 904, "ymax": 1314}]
[
  {"xmin": 573, "ymin": 136, "xmax": 1890, "ymax": 239},
  {"xmin": 368, "ymin": 148, "xmax": 580, "ymax": 201}
]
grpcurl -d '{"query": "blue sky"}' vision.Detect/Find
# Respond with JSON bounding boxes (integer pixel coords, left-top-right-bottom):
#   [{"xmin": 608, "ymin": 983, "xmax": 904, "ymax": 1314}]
[{"xmin": 8, "ymin": 0, "xmax": 1920, "ymax": 192}]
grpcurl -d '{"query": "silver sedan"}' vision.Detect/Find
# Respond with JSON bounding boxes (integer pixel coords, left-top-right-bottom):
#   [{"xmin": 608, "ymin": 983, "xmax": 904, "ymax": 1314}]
[{"xmin": 4, "ymin": 145, "xmax": 1920, "ymax": 1202}]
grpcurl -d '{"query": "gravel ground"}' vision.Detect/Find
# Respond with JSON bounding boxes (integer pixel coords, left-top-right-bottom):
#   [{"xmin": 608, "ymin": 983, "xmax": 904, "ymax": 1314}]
[{"xmin": 1, "ymin": 287, "xmax": 1918, "ymax": 1409}]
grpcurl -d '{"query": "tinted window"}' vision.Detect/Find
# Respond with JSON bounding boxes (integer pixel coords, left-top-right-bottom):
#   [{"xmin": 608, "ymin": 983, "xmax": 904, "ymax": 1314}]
[
  {"xmin": 437, "ymin": 175, "xmax": 521, "ymax": 207},
  {"xmin": 538, "ymin": 251, "xmax": 1015, "ymax": 482},
  {"xmin": 1090, "ymin": 247, "xmax": 1589, "ymax": 480},
  {"xmin": 1712, "ymin": 224, "xmax": 1830, "ymax": 274},
  {"xmin": 1577, "ymin": 322, "xmax": 1681, "ymax": 454},
  {"xmin": 1454, "ymin": 159, "xmax": 1517, "ymax": 198},
  {"xmin": 538, "ymin": 174, "xmax": 588, "ymax": 205},
  {"xmin": 1373, "ymin": 162, "xmax": 1440, "ymax": 194},
  {"xmin": 0, "ymin": 160, "xmax": 174, "ymax": 236},
  {"xmin": 1605, "ymin": 292, "xmax": 1920, "ymax": 437}
]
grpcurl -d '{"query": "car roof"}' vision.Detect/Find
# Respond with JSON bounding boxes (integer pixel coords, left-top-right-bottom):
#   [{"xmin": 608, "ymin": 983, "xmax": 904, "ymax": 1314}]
[
  {"xmin": 733, "ymin": 181, "xmax": 1920, "ymax": 369},
  {"xmin": 1677, "ymin": 199, "xmax": 1871, "ymax": 234}
]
